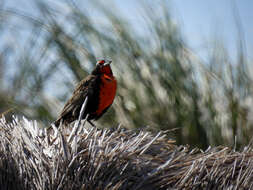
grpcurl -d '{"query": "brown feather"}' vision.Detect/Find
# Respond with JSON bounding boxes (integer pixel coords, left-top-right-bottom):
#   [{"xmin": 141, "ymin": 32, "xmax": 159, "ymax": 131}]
[{"xmin": 54, "ymin": 75, "xmax": 99, "ymax": 126}]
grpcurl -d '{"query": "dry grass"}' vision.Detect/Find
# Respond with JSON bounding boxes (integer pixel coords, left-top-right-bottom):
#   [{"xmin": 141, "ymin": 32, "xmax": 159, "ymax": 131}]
[
  {"xmin": 1, "ymin": 116, "xmax": 253, "ymax": 190},
  {"xmin": 0, "ymin": 1, "xmax": 252, "ymax": 149}
]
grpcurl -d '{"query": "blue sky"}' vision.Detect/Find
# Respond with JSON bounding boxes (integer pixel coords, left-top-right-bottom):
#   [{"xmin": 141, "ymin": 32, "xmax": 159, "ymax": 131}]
[
  {"xmin": 4, "ymin": 0, "xmax": 253, "ymax": 60},
  {"xmin": 172, "ymin": 0, "xmax": 253, "ymax": 59},
  {"xmin": 112, "ymin": 0, "xmax": 253, "ymax": 60}
]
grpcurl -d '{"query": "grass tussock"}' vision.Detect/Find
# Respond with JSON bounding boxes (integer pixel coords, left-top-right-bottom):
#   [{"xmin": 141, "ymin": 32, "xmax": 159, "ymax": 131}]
[
  {"xmin": 0, "ymin": 1, "xmax": 252, "ymax": 149},
  {"xmin": 1, "ymin": 117, "xmax": 253, "ymax": 190}
]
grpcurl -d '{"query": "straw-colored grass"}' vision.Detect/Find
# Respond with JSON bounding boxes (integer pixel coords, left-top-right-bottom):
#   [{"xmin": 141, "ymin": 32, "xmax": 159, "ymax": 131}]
[{"xmin": 1, "ymin": 116, "xmax": 253, "ymax": 190}]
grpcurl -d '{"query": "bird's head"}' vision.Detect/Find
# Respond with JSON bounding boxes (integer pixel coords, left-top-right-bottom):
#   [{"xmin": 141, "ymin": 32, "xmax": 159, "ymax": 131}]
[{"xmin": 92, "ymin": 59, "xmax": 113, "ymax": 76}]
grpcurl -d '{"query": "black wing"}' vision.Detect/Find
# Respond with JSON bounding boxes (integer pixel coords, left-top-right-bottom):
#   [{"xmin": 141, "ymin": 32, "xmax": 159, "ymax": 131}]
[{"xmin": 54, "ymin": 75, "xmax": 97, "ymax": 126}]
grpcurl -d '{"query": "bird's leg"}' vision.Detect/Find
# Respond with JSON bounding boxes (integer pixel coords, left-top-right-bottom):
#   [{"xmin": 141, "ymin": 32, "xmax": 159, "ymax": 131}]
[{"xmin": 88, "ymin": 120, "xmax": 96, "ymax": 127}]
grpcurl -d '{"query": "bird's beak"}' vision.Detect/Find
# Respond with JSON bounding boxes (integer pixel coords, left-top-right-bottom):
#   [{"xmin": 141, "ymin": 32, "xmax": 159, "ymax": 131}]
[{"xmin": 104, "ymin": 60, "xmax": 112, "ymax": 66}]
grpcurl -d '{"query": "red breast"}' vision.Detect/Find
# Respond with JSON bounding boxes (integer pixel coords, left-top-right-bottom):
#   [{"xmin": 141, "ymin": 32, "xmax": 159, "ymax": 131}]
[{"xmin": 95, "ymin": 73, "xmax": 117, "ymax": 116}]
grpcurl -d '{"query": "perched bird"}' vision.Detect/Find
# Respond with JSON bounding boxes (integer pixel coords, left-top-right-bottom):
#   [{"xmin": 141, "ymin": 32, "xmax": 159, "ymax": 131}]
[{"xmin": 54, "ymin": 59, "xmax": 117, "ymax": 127}]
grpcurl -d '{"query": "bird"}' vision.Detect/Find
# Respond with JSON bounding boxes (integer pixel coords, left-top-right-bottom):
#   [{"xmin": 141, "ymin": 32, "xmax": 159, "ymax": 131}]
[{"xmin": 54, "ymin": 59, "xmax": 117, "ymax": 128}]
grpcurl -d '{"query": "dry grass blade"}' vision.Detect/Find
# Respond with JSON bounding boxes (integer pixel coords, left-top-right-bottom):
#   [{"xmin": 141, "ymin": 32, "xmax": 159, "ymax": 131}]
[
  {"xmin": 0, "ymin": 108, "xmax": 14, "ymax": 118},
  {"xmin": 1, "ymin": 116, "xmax": 253, "ymax": 189}
]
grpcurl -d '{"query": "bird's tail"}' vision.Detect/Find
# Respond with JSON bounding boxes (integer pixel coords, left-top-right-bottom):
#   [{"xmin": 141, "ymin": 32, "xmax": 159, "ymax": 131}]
[{"xmin": 53, "ymin": 119, "xmax": 60, "ymax": 128}]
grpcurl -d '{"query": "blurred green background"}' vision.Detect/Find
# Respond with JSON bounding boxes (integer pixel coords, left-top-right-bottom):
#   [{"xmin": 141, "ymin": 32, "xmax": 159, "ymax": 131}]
[{"xmin": 0, "ymin": 0, "xmax": 253, "ymax": 149}]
